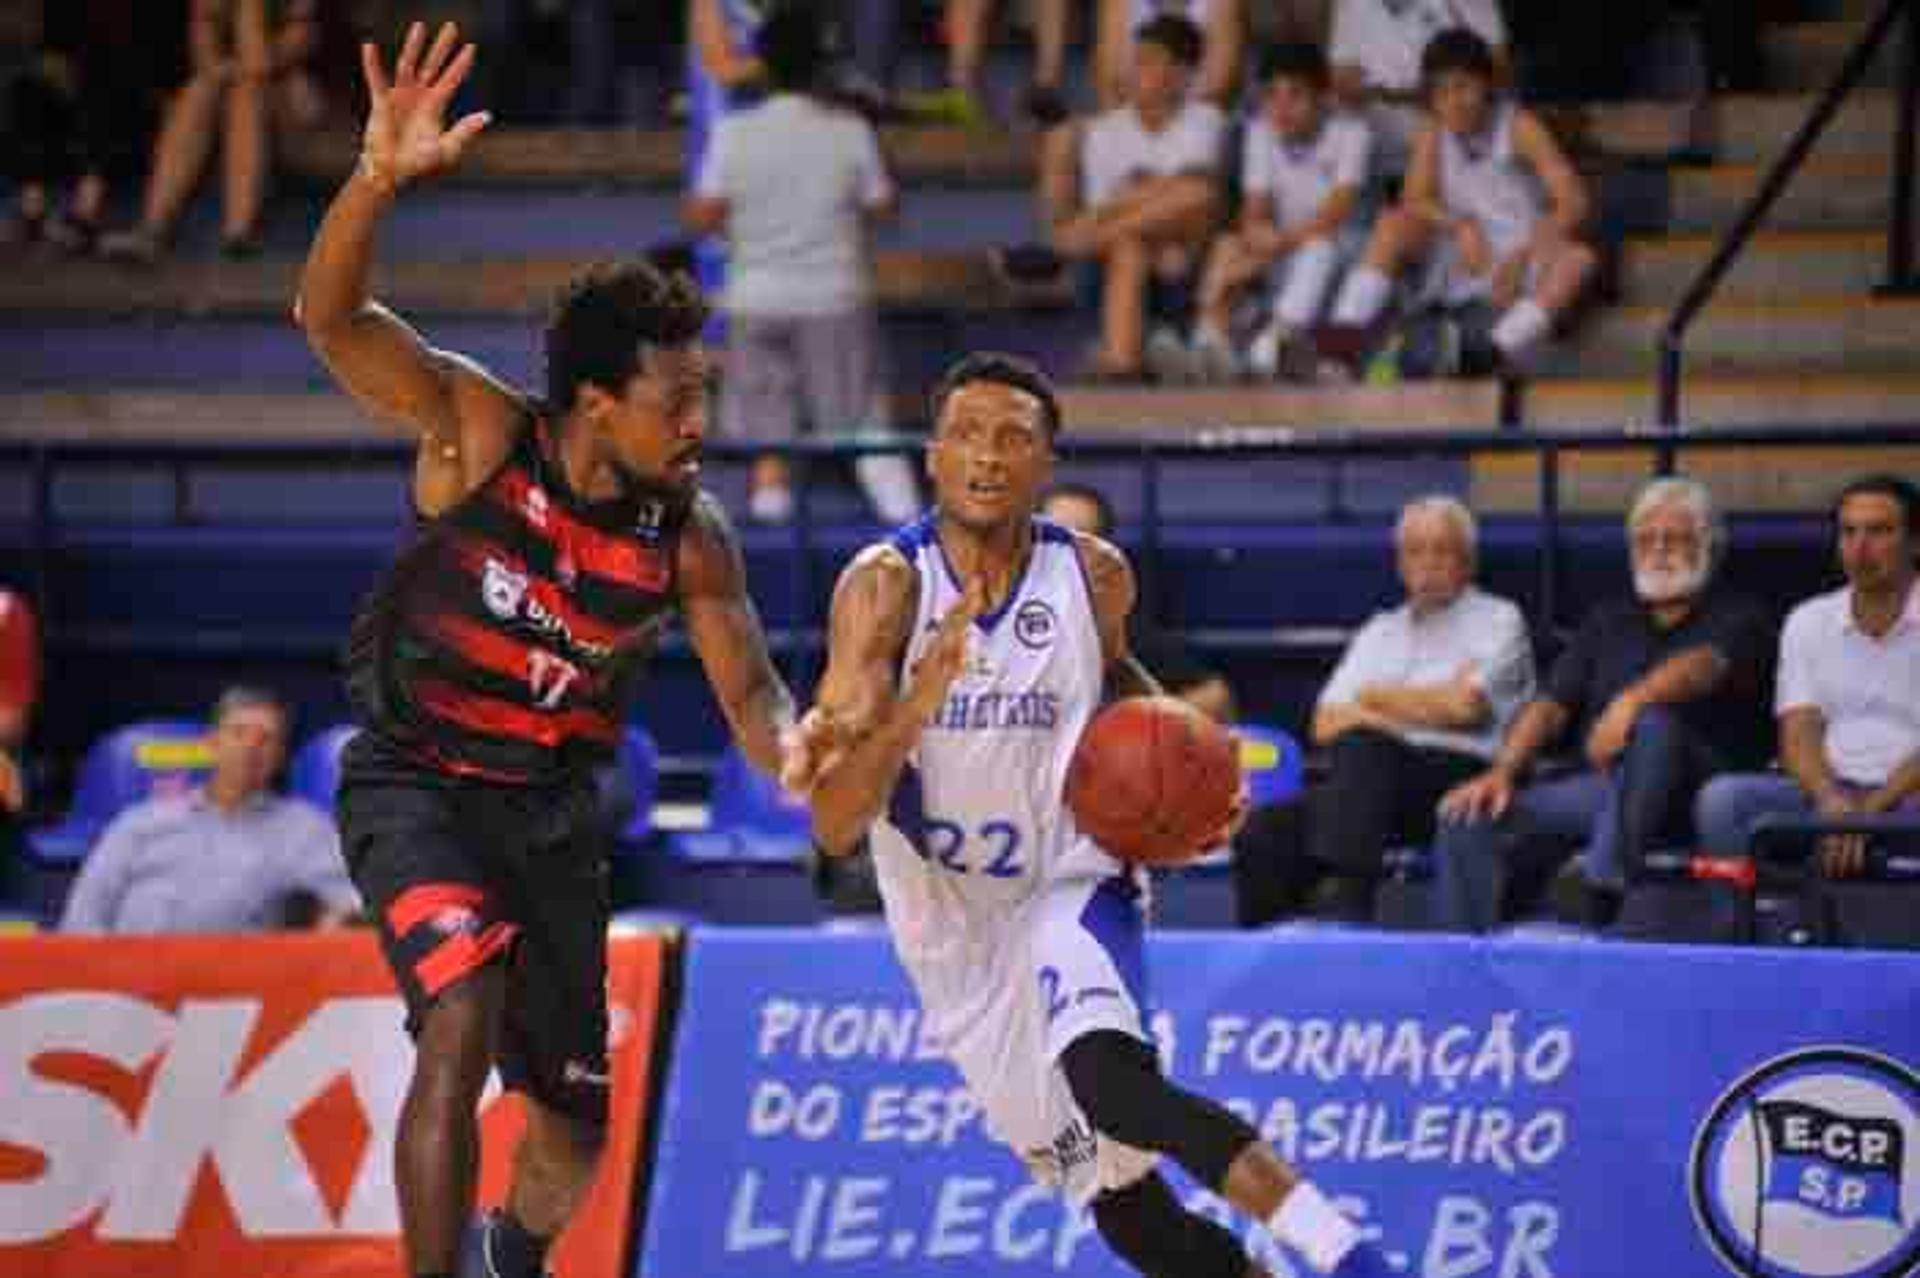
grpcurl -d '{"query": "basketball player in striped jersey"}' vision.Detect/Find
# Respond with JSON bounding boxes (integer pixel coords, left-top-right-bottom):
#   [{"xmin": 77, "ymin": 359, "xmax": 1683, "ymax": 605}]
[
  {"xmin": 297, "ymin": 24, "xmax": 795, "ymax": 1278},
  {"xmin": 784, "ymin": 352, "xmax": 1393, "ymax": 1277}
]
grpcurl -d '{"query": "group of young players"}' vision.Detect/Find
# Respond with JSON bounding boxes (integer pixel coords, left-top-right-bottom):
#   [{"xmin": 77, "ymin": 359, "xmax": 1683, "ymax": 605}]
[{"xmin": 302, "ymin": 21, "xmax": 1396, "ymax": 1278}]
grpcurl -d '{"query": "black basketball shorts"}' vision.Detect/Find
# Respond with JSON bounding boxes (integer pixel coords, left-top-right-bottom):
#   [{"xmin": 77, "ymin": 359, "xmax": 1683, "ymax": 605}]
[{"xmin": 337, "ymin": 732, "xmax": 613, "ymax": 1125}]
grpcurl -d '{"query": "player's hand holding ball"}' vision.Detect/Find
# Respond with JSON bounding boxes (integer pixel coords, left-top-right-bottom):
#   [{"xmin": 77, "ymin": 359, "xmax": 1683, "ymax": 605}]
[
  {"xmin": 358, "ymin": 21, "xmax": 492, "ymax": 194},
  {"xmin": 1065, "ymin": 696, "xmax": 1243, "ymax": 867}
]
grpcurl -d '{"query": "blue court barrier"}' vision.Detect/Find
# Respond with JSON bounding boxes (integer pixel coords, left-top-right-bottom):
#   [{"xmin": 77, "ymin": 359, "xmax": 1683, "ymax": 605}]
[{"xmin": 639, "ymin": 929, "xmax": 1920, "ymax": 1278}]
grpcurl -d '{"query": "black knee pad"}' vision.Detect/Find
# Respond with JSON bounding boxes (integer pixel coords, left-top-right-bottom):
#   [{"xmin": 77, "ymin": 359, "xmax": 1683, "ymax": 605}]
[
  {"xmin": 1061, "ymin": 1030, "xmax": 1257, "ymax": 1191},
  {"xmin": 1093, "ymin": 1173, "xmax": 1248, "ymax": 1278}
]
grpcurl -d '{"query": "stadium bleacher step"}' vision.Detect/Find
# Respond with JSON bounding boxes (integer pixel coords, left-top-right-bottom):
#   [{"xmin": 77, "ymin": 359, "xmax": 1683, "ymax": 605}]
[
  {"xmin": 1470, "ymin": 440, "xmax": 1920, "ymax": 516},
  {"xmin": 17, "ymin": 370, "xmax": 1920, "ymax": 447},
  {"xmin": 1563, "ymin": 296, "xmax": 1920, "ymax": 376},
  {"xmin": 0, "ymin": 250, "xmax": 1064, "ymax": 320},
  {"xmin": 279, "ymin": 124, "xmax": 1033, "ymax": 191},
  {"xmin": 1666, "ymin": 162, "xmax": 1900, "ymax": 234},
  {"xmin": 1582, "ymin": 91, "xmax": 1898, "ymax": 165},
  {"xmin": 1765, "ymin": 19, "xmax": 1899, "ymax": 92},
  {"xmin": 1617, "ymin": 230, "xmax": 1894, "ymax": 304}
]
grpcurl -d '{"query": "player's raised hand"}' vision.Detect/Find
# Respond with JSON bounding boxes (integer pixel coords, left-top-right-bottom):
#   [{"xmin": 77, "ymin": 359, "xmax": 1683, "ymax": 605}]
[
  {"xmin": 359, "ymin": 21, "xmax": 491, "ymax": 191},
  {"xmin": 904, "ymin": 575, "xmax": 989, "ymax": 717}
]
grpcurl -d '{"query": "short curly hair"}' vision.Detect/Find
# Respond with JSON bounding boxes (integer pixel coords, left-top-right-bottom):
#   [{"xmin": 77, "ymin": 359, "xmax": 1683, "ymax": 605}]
[
  {"xmin": 544, "ymin": 260, "xmax": 709, "ymax": 413},
  {"xmin": 929, "ymin": 351, "xmax": 1062, "ymax": 440}
]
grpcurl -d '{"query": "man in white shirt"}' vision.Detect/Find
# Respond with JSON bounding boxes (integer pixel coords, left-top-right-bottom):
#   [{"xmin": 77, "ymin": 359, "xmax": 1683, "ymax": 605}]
[
  {"xmin": 1232, "ymin": 495, "xmax": 1534, "ymax": 924},
  {"xmin": 1178, "ymin": 41, "xmax": 1372, "ymax": 383},
  {"xmin": 1697, "ymin": 475, "xmax": 1920, "ymax": 875},
  {"xmin": 60, "ymin": 687, "xmax": 357, "ymax": 934},
  {"xmin": 1329, "ymin": 0, "xmax": 1508, "ymax": 176},
  {"xmin": 684, "ymin": 4, "xmax": 916, "ymax": 525},
  {"xmin": 1040, "ymin": 14, "xmax": 1226, "ymax": 380}
]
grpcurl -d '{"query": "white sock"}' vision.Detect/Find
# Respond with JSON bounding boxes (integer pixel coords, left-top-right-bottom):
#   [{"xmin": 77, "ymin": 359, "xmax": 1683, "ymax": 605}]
[
  {"xmin": 1330, "ymin": 266, "xmax": 1392, "ymax": 327},
  {"xmin": 1491, "ymin": 298, "xmax": 1552, "ymax": 355},
  {"xmin": 1270, "ymin": 1182, "xmax": 1360, "ymax": 1273},
  {"xmin": 1276, "ymin": 237, "xmax": 1339, "ymax": 330},
  {"xmin": 1192, "ymin": 320, "xmax": 1231, "ymax": 350}
]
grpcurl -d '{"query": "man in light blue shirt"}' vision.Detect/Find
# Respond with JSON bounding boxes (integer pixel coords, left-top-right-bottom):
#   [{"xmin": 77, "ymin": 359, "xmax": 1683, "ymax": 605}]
[{"xmin": 60, "ymin": 687, "xmax": 357, "ymax": 934}]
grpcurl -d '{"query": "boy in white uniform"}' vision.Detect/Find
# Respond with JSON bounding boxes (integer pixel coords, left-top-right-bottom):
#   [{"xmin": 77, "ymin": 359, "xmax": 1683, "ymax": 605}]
[
  {"xmin": 1042, "ymin": 15, "xmax": 1227, "ymax": 380},
  {"xmin": 1180, "ymin": 42, "xmax": 1372, "ymax": 382},
  {"xmin": 785, "ymin": 352, "xmax": 1396, "ymax": 1278},
  {"xmin": 1326, "ymin": 26, "xmax": 1596, "ymax": 374}
]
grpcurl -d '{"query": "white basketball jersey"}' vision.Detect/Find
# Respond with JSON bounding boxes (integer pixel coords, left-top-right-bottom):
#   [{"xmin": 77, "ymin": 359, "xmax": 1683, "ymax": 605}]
[
  {"xmin": 867, "ymin": 516, "xmax": 1135, "ymax": 1026},
  {"xmin": 1438, "ymin": 103, "xmax": 1546, "ymax": 259}
]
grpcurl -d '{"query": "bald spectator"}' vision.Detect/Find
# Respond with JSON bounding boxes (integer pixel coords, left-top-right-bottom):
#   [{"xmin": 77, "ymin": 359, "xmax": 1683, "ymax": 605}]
[{"xmin": 59, "ymin": 686, "xmax": 357, "ymax": 934}]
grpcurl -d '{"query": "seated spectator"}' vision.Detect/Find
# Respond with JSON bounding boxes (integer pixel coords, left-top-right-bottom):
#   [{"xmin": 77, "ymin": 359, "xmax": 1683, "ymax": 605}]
[
  {"xmin": 1040, "ymin": 14, "xmax": 1226, "ymax": 381},
  {"xmin": 1328, "ymin": 0, "xmax": 1508, "ymax": 178},
  {"xmin": 1039, "ymin": 481, "xmax": 1237, "ymax": 721},
  {"xmin": 1232, "ymin": 496, "xmax": 1533, "ymax": 925},
  {"xmin": 1696, "ymin": 475, "xmax": 1920, "ymax": 876},
  {"xmin": 58, "ymin": 686, "xmax": 358, "ymax": 933},
  {"xmin": 2, "ymin": 1, "xmax": 181, "ymax": 254},
  {"xmin": 1096, "ymin": 0, "xmax": 1246, "ymax": 110},
  {"xmin": 1325, "ymin": 27, "xmax": 1595, "ymax": 378},
  {"xmin": 683, "ymin": 3, "xmax": 918, "ymax": 526},
  {"xmin": 1174, "ymin": 41, "xmax": 1371, "ymax": 383},
  {"xmin": 101, "ymin": 0, "xmax": 352, "ymax": 263},
  {"xmin": 1431, "ymin": 478, "xmax": 1773, "ymax": 931},
  {"xmin": 0, "ymin": 588, "xmax": 39, "ymax": 852}
]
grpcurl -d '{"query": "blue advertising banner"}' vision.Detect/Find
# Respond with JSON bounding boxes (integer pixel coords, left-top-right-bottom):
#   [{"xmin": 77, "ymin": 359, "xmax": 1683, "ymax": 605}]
[{"xmin": 639, "ymin": 930, "xmax": 1920, "ymax": 1278}]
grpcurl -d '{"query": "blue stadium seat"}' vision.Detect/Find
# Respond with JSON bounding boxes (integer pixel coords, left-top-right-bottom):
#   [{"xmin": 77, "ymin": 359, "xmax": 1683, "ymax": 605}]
[
  {"xmin": 27, "ymin": 719, "xmax": 211, "ymax": 865},
  {"xmin": 290, "ymin": 724, "xmax": 357, "ymax": 810},
  {"xmin": 669, "ymin": 745, "xmax": 809, "ymax": 864},
  {"xmin": 1235, "ymin": 723, "xmax": 1305, "ymax": 809},
  {"xmin": 614, "ymin": 726, "xmax": 660, "ymax": 843}
]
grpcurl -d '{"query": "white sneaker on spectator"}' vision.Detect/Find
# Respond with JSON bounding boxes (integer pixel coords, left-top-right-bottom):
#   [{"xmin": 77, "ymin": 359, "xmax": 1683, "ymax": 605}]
[
  {"xmin": 1246, "ymin": 320, "xmax": 1292, "ymax": 380},
  {"xmin": 855, "ymin": 453, "xmax": 921, "ymax": 525},
  {"xmin": 1191, "ymin": 327, "xmax": 1242, "ymax": 383},
  {"xmin": 1144, "ymin": 325, "xmax": 1198, "ymax": 384},
  {"xmin": 748, "ymin": 482, "xmax": 795, "ymax": 525}
]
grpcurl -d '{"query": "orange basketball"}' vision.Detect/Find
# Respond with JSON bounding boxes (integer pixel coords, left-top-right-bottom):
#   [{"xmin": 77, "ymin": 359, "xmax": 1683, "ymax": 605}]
[{"xmin": 1065, "ymin": 696, "xmax": 1242, "ymax": 867}]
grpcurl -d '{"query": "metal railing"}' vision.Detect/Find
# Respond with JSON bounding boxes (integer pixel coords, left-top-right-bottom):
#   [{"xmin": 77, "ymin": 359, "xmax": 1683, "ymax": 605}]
[
  {"xmin": 1658, "ymin": 0, "xmax": 1920, "ymax": 432},
  {"xmin": 6, "ymin": 422, "xmax": 1918, "ymax": 654}
]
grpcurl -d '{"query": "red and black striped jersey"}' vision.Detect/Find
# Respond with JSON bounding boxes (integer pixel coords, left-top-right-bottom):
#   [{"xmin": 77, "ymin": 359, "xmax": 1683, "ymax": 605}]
[{"xmin": 346, "ymin": 416, "xmax": 687, "ymax": 785}]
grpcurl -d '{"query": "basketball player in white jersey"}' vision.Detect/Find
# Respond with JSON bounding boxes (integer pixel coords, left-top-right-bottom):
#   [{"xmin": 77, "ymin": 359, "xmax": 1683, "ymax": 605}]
[
  {"xmin": 1097, "ymin": 0, "xmax": 1245, "ymax": 107},
  {"xmin": 783, "ymin": 352, "xmax": 1393, "ymax": 1278},
  {"xmin": 1181, "ymin": 42, "xmax": 1373, "ymax": 382},
  {"xmin": 1326, "ymin": 27, "xmax": 1596, "ymax": 373}
]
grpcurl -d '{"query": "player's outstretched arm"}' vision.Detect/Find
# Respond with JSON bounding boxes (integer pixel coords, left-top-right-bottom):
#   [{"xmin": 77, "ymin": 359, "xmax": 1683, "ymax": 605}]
[
  {"xmin": 795, "ymin": 548, "xmax": 983, "ymax": 857},
  {"xmin": 296, "ymin": 22, "xmax": 516, "ymax": 511},
  {"xmin": 678, "ymin": 494, "xmax": 795, "ymax": 778},
  {"xmin": 1073, "ymin": 532, "xmax": 1163, "ymax": 702}
]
